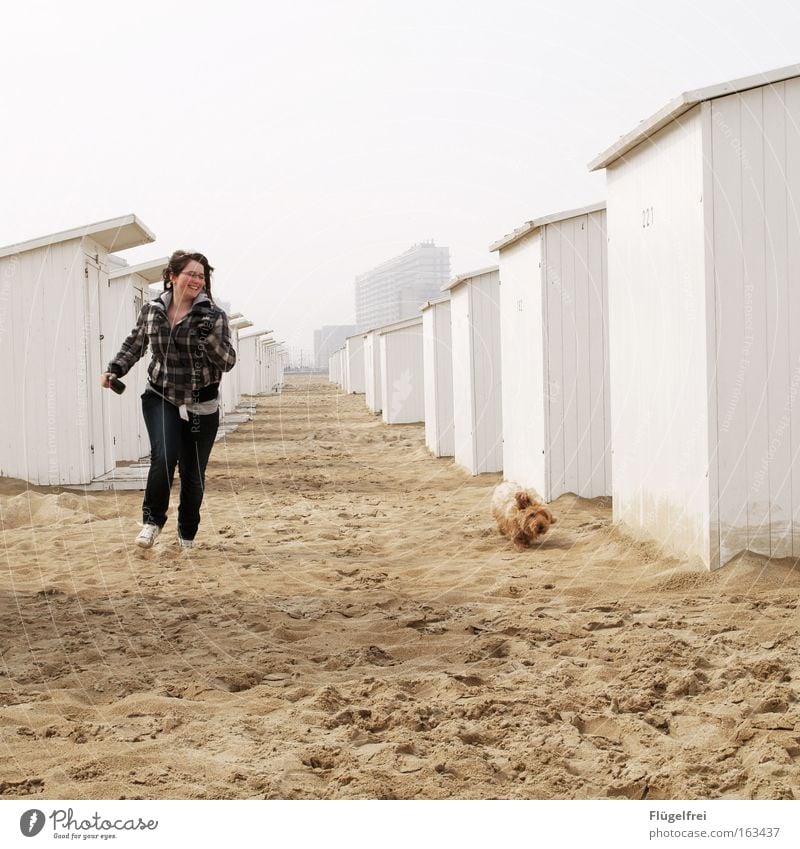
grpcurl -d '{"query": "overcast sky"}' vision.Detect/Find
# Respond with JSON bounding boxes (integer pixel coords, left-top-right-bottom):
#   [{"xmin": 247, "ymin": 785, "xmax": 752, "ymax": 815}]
[{"xmin": 2, "ymin": 0, "xmax": 798, "ymax": 357}]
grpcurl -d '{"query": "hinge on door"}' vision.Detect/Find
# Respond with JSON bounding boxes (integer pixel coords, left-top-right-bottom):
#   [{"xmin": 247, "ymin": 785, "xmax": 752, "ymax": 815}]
[
  {"xmin": 90, "ymin": 444, "xmax": 95, "ymax": 453},
  {"xmin": 113, "ymin": 436, "xmax": 116, "ymax": 445},
  {"xmin": 85, "ymin": 266, "xmax": 89, "ymax": 278}
]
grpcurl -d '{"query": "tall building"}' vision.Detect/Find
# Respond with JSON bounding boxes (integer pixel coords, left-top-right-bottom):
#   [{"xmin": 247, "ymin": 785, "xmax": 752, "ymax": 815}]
[
  {"xmin": 314, "ymin": 325, "xmax": 357, "ymax": 370},
  {"xmin": 355, "ymin": 241, "xmax": 450, "ymax": 330}
]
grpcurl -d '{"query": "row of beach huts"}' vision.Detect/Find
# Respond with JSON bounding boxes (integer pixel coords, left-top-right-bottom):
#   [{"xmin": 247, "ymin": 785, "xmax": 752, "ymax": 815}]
[
  {"xmin": 330, "ymin": 64, "xmax": 800, "ymax": 572},
  {"xmin": 0, "ymin": 214, "xmax": 286, "ymax": 491}
]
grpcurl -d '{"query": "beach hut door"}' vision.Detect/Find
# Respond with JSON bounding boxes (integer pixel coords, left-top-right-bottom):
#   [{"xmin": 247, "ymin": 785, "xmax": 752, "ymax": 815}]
[{"xmin": 84, "ymin": 257, "xmax": 111, "ymax": 478}]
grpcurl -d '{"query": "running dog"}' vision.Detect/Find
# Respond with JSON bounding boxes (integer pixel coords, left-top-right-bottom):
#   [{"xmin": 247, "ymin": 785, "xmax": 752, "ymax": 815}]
[{"xmin": 491, "ymin": 481, "xmax": 556, "ymax": 548}]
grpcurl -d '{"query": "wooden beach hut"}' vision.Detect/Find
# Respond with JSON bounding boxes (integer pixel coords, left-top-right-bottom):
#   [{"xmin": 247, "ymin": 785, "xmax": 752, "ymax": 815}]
[
  {"xmin": 589, "ymin": 63, "xmax": 800, "ymax": 570},
  {"xmin": 444, "ymin": 267, "xmax": 502, "ymax": 475},
  {"xmin": 421, "ymin": 295, "xmax": 454, "ymax": 457},
  {"xmin": 363, "ymin": 328, "xmax": 382, "ymax": 414},
  {"xmin": 238, "ymin": 329, "xmax": 271, "ymax": 395},
  {"xmin": 490, "ymin": 203, "xmax": 610, "ymax": 501},
  {"xmin": 103, "ymin": 255, "xmax": 168, "ymax": 463},
  {"xmin": 222, "ymin": 313, "xmax": 252, "ymax": 415},
  {"xmin": 379, "ymin": 316, "xmax": 424, "ymax": 424},
  {"xmin": 344, "ymin": 332, "xmax": 366, "ymax": 395},
  {"xmin": 0, "ymin": 214, "xmax": 155, "ymax": 486}
]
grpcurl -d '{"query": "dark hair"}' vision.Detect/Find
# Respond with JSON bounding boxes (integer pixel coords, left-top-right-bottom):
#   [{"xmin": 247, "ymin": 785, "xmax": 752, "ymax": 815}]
[{"xmin": 162, "ymin": 250, "xmax": 215, "ymax": 302}]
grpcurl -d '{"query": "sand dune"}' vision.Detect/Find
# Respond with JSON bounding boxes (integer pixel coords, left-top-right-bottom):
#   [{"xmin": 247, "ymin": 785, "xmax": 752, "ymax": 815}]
[{"xmin": 1, "ymin": 377, "xmax": 799, "ymax": 799}]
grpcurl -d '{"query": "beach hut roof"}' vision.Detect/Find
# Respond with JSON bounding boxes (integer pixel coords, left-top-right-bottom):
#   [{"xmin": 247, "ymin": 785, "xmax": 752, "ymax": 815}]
[
  {"xmin": 108, "ymin": 256, "xmax": 169, "ymax": 283},
  {"xmin": 420, "ymin": 294, "xmax": 451, "ymax": 311},
  {"xmin": 377, "ymin": 314, "xmax": 423, "ymax": 335},
  {"xmin": 589, "ymin": 63, "xmax": 800, "ymax": 171},
  {"xmin": 489, "ymin": 202, "xmax": 606, "ymax": 252},
  {"xmin": 229, "ymin": 316, "xmax": 253, "ymax": 330},
  {"xmin": 239, "ymin": 328, "xmax": 272, "ymax": 340},
  {"xmin": 0, "ymin": 214, "xmax": 155, "ymax": 259},
  {"xmin": 441, "ymin": 265, "xmax": 499, "ymax": 293}
]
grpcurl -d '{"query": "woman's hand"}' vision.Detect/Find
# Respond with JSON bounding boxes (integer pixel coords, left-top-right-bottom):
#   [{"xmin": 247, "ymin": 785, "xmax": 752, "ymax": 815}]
[{"xmin": 101, "ymin": 372, "xmax": 114, "ymax": 389}]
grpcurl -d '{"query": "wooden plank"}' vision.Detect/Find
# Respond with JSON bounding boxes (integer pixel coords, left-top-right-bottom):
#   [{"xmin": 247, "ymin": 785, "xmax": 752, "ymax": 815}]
[
  {"xmin": 587, "ymin": 210, "xmax": 608, "ymax": 497},
  {"xmin": 712, "ymin": 95, "xmax": 750, "ymax": 563},
  {"xmin": 574, "ymin": 214, "xmax": 593, "ymax": 496},
  {"xmin": 740, "ymin": 88, "xmax": 771, "ymax": 554},
  {"xmin": 762, "ymin": 82, "xmax": 793, "ymax": 557},
  {"xmin": 785, "ymin": 78, "xmax": 800, "ymax": 558},
  {"xmin": 545, "ymin": 223, "xmax": 565, "ymax": 498}
]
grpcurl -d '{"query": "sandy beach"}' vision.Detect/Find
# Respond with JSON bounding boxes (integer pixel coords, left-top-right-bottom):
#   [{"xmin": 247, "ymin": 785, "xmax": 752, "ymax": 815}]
[{"xmin": 1, "ymin": 377, "xmax": 799, "ymax": 800}]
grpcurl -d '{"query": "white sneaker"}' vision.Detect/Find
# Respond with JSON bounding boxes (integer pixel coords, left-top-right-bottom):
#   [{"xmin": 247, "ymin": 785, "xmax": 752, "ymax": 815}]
[
  {"xmin": 135, "ymin": 523, "xmax": 160, "ymax": 548},
  {"xmin": 178, "ymin": 536, "xmax": 195, "ymax": 550}
]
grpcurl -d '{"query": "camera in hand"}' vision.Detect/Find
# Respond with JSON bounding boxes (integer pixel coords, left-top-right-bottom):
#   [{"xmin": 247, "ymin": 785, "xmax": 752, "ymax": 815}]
[{"xmin": 109, "ymin": 376, "xmax": 126, "ymax": 395}]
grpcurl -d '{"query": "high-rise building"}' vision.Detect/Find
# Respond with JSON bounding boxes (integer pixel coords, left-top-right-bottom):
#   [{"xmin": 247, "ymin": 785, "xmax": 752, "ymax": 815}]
[
  {"xmin": 314, "ymin": 325, "xmax": 357, "ymax": 370},
  {"xmin": 355, "ymin": 241, "xmax": 450, "ymax": 330}
]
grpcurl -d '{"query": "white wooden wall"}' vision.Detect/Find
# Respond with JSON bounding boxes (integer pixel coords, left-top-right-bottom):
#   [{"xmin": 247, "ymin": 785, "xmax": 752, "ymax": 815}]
[
  {"xmin": 606, "ymin": 106, "xmax": 711, "ymax": 565},
  {"xmin": 363, "ymin": 331, "xmax": 382, "ymax": 413},
  {"xmin": 543, "ymin": 208, "xmax": 610, "ymax": 500},
  {"xmin": 221, "ymin": 322, "xmax": 243, "ymax": 416},
  {"xmin": 422, "ymin": 300, "xmax": 454, "ymax": 457},
  {"xmin": 0, "ymin": 238, "xmax": 117, "ymax": 485},
  {"xmin": 450, "ymin": 270, "xmax": 502, "ymax": 475},
  {"xmin": 379, "ymin": 320, "xmax": 424, "ymax": 424},
  {"xmin": 101, "ymin": 272, "xmax": 151, "ymax": 462},
  {"xmin": 345, "ymin": 335, "xmax": 366, "ymax": 394},
  {"xmin": 709, "ymin": 78, "xmax": 800, "ymax": 565},
  {"xmin": 499, "ymin": 234, "xmax": 547, "ymax": 492},
  {"xmin": 238, "ymin": 335, "xmax": 263, "ymax": 395}
]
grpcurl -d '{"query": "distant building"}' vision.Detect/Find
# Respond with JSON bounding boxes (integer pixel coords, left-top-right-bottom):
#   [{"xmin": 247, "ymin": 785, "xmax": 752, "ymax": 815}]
[
  {"xmin": 314, "ymin": 325, "xmax": 357, "ymax": 370},
  {"xmin": 355, "ymin": 241, "xmax": 450, "ymax": 331}
]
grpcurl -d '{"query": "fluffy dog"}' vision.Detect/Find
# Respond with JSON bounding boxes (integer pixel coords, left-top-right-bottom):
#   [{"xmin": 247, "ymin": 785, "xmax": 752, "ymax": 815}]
[{"xmin": 491, "ymin": 481, "xmax": 556, "ymax": 548}]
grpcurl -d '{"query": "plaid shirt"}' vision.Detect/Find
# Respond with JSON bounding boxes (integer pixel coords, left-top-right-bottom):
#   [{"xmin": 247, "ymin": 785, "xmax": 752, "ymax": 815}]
[{"xmin": 107, "ymin": 291, "xmax": 237, "ymax": 407}]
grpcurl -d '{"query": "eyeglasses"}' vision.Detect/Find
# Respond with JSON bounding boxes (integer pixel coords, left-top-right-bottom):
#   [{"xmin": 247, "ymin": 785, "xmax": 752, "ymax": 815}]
[{"xmin": 180, "ymin": 270, "xmax": 206, "ymax": 282}]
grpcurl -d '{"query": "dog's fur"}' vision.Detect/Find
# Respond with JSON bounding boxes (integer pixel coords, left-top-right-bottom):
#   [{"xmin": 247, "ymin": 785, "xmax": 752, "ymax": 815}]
[{"xmin": 491, "ymin": 481, "xmax": 556, "ymax": 548}]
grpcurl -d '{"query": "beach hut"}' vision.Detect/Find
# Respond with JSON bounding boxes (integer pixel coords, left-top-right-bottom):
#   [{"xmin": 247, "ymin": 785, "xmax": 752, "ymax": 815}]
[
  {"xmin": 363, "ymin": 328, "xmax": 382, "ymax": 414},
  {"xmin": 221, "ymin": 314, "xmax": 252, "ymax": 415},
  {"xmin": 589, "ymin": 63, "xmax": 800, "ymax": 570},
  {"xmin": 490, "ymin": 203, "xmax": 610, "ymax": 501},
  {"xmin": 421, "ymin": 296, "xmax": 454, "ymax": 457},
  {"xmin": 444, "ymin": 267, "xmax": 502, "ymax": 475},
  {"xmin": 344, "ymin": 332, "xmax": 366, "ymax": 394},
  {"xmin": 328, "ymin": 349, "xmax": 340, "ymax": 386},
  {"xmin": 259, "ymin": 337, "xmax": 286, "ymax": 395},
  {"xmin": 336, "ymin": 347, "xmax": 346, "ymax": 390},
  {"xmin": 379, "ymin": 316, "xmax": 424, "ymax": 424},
  {"xmin": 238, "ymin": 329, "xmax": 271, "ymax": 395},
  {"xmin": 0, "ymin": 214, "xmax": 155, "ymax": 486},
  {"xmin": 103, "ymin": 255, "xmax": 168, "ymax": 463}
]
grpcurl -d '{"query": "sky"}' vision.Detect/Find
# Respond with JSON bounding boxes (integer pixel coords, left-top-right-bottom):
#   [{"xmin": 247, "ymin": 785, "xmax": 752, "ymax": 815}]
[{"xmin": 1, "ymin": 0, "xmax": 799, "ymax": 360}]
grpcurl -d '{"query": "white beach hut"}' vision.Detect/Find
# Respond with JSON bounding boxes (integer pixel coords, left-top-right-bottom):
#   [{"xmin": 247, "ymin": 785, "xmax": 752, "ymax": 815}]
[
  {"xmin": 344, "ymin": 332, "xmax": 366, "ymax": 395},
  {"xmin": 103, "ymin": 255, "xmax": 168, "ymax": 463},
  {"xmin": 444, "ymin": 267, "xmax": 502, "ymax": 475},
  {"xmin": 421, "ymin": 296, "xmax": 454, "ymax": 457},
  {"xmin": 0, "ymin": 214, "xmax": 155, "ymax": 486},
  {"xmin": 222, "ymin": 314, "xmax": 252, "ymax": 414},
  {"xmin": 363, "ymin": 329, "xmax": 382, "ymax": 414},
  {"xmin": 379, "ymin": 316, "xmax": 424, "ymax": 424},
  {"xmin": 259, "ymin": 337, "xmax": 286, "ymax": 395},
  {"xmin": 238, "ymin": 329, "xmax": 271, "ymax": 395},
  {"xmin": 490, "ymin": 203, "xmax": 610, "ymax": 501},
  {"xmin": 328, "ymin": 350, "xmax": 340, "ymax": 386},
  {"xmin": 336, "ymin": 347, "xmax": 347, "ymax": 390},
  {"xmin": 589, "ymin": 63, "xmax": 800, "ymax": 570}
]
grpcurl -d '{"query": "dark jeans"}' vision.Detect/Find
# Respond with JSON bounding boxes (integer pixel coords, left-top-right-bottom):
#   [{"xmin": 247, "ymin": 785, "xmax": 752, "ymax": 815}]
[{"xmin": 141, "ymin": 391, "xmax": 219, "ymax": 540}]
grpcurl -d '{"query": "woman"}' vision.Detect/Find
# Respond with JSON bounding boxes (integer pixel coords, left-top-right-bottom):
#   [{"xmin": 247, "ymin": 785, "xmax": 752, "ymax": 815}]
[{"xmin": 102, "ymin": 250, "xmax": 236, "ymax": 549}]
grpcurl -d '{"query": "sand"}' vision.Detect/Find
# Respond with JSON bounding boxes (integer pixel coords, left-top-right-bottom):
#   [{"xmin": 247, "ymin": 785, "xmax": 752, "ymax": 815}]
[{"xmin": 1, "ymin": 377, "xmax": 799, "ymax": 800}]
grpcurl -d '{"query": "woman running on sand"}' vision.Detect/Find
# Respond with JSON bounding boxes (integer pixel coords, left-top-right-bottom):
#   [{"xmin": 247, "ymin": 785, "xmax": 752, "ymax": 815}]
[{"xmin": 101, "ymin": 250, "xmax": 236, "ymax": 549}]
